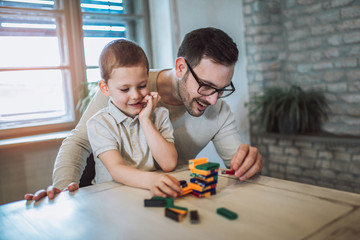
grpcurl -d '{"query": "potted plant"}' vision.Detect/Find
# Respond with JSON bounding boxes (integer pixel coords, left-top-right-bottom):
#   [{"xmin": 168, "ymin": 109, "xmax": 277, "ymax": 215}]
[
  {"xmin": 76, "ymin": 81, "xmax": 99, "ymax": 114},
  {"xmin": 249, "ymin": 85, "xmax": 330, "ymax": 134}
]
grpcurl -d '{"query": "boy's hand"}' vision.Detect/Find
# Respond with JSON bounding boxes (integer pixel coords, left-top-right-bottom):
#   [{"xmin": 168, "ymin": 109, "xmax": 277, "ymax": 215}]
[
  {"xmin": 24, "ymin": 182, "xmax": 79, "ymax": 201},
  {"xmin": 149, "ymin": 173, "xmax": 182, "ymax": 198},
  {"xmin": 139, "ymin": 92, "xmax": 160, "ymax": 121}
]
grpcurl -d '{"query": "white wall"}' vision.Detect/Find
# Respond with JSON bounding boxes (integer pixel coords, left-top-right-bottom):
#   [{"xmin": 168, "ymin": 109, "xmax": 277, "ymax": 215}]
[{"xmin": 150, "ymin": 0, "xmax": 250, "ymax": 167}]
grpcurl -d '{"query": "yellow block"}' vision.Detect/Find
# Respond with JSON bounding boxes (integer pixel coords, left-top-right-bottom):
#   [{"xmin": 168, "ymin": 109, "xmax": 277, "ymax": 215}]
[{"xmin": 189, "ymin": 157, "xmax": 208, "ymax": 170}]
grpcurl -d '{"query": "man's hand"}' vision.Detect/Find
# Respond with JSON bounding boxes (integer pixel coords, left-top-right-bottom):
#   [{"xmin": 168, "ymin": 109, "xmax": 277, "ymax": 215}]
[
  {"xmin": 230, "ymin": 144, "xmax": 263, "ymax": 181},
  {"xmin": 24, "ymin": 182, "xmax": 79, "ymax": 201}
]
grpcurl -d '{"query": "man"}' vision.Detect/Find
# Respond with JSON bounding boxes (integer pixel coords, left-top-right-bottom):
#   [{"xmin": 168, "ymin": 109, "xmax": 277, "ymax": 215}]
[{"xmin": 25, "ymin": 27, "xmax": 262, "ymax": 201}]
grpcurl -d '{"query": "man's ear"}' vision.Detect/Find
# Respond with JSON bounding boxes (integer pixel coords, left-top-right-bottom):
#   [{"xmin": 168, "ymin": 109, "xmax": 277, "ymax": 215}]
[
  {"xmin": 175, "ymin": 57, "xmax": 187, "ymax": 78},
  {"xmin": 99, "ymin": 80, "xmax": 110, "ymax": 97}
]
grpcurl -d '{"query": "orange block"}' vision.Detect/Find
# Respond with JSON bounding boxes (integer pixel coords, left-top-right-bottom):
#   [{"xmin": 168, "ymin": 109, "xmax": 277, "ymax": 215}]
[{"xmin": 189, "ymin": 158, "xmax": 208, "ymax": 170}]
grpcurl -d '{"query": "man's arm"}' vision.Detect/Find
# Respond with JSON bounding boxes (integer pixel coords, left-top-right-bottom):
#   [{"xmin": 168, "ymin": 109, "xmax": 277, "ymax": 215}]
[
  {"xmin": 24, "ymin": 90, "xmax": 108, "ymax": 201},
  {"xmin": 212, "ymin": 100, "xmax": 263, "ymax": 181},
  {"xmin": 53, "ymin": 89, "xmax": 109, "ymax": 189}
]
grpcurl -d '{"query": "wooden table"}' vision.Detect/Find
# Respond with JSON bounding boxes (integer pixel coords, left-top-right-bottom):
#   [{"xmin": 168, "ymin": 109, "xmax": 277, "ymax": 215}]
[{"xmin": 1, "ymin": 168, "xmax": 359, "ymax": 240}]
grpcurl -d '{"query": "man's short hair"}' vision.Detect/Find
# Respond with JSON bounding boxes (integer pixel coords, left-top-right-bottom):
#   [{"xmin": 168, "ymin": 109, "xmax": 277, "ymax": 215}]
[{"xmin": 177, "ymin": 27, "xmax": 239, "ymax": 68}]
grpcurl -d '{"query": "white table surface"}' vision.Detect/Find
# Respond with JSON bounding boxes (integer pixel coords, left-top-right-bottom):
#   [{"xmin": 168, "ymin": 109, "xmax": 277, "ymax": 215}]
[{"xmin": 1, "ymin": 168, "xmax": 359, "ymax": 240}]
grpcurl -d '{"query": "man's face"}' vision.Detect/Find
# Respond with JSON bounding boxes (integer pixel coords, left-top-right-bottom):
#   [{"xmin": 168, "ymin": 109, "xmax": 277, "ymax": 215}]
[{"xmin": 178, "ymin": 58, "xmax": 235, "ymax": 117}]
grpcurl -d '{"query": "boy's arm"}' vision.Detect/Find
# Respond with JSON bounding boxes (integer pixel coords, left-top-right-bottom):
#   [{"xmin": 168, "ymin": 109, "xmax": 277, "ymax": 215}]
[
  {"xmin": 139, "ymin": 93, "xmax": 177, "ymax": 172},
  {"xmin": 99, "ymin": 150, "xmax": 181, "ymax": 197},
  {"xmin": 140, "ymin": 117, "xmax": 177, "ymax": 172}
]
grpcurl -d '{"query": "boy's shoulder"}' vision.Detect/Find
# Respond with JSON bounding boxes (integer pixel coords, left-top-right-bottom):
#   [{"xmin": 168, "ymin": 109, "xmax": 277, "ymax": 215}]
[{"xmin": 86, "ymin": 105, "xmax": 113, "ymax": 125}]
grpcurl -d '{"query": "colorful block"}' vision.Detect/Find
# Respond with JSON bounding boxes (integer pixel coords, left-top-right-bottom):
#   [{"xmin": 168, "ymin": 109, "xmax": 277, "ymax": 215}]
[
  {"xmin": 188, "ymin": 182, "xmax": 216, "ymax": 192},
  {"xmin": 190, "ymin": 210, "xmax": 199, "ymax": 224},
  {"xmin": 152, "ymin": 196, "xmax": 174, "ymax": 208},
  {"xmin": 190, "ymin": 173, "xmax": 218, "ymax": 182},
  {"xmin": 216, "ymin": 207, "xmax": 238, "ymax": 220},
  {"xmin": 189, "ymin": 157, "xmax": 208, "ymax": 170},
  {"xmin": 167, "ymin": 207, "xmax": 187, "ymax": 216},
  {"xmin": 190, "ymin": 178, "xmax": 218, "ymax": 187},
  {"xmin": 190, "ymin": 167, "xmax": 218, "ymax": 176},
  {"xmin": 180, "ymin": 185, "xmax": 192, "ymax": 196},
  {"xmin": 144, "ymin": 198, "xmax": 166, "ymax": 207},
  {"xmin": 179, "ymin": 180, "xmax": 187, "ymax": 187},
  {"xmin": 191, "ymin": 189, "xmax": 216, "ymax": 198},
  {"xmin": 165, "ymin": 208, "xmax": 185, "ymax": 222},
  {"xmin": 196, "ymin": 162, "xmax": 220, "ymax": 171},
  {"xmin": 221, "ymin": 169, "xmax": 235, "ymax": 175}
]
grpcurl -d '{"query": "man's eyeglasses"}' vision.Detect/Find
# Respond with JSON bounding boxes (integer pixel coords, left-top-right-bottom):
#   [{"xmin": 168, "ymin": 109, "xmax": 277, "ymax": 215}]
[{"xmin": 185, "ymin": 59, "xmax": 235, "ymax": 98}]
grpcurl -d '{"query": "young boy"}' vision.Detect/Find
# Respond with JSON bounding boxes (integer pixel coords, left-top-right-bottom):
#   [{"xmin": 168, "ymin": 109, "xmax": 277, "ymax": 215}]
[{"xmin": 86, "ymin": 39, "xmax": 181, "ymax": 198}]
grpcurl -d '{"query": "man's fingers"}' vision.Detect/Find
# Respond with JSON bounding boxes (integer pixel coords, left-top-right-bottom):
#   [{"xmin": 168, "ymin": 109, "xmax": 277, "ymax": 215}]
[
  {"xmin": 24, "ymin": 194, "xmax": 34, "ymax": 200},
  {"xmin": 33, "ymin": 189, "xmax": 47, "ymax": 201},
  {"xmin": 230, "ymin": 144, "xmax": 249, "ymax": 170},
  {"xmin": 234, "ymin": 146, "xmax": 256, "ymax": 177},
  {"xmin": 238, "ymin": 153, "xmax": 262, "ymax": 181},
  {"xmin": 67, "ymin": 182, "xmax": 79, "ymax": 192},
  {"xmin": 47, "ymin": 186, "xmax": 61, "ymax": 200}
]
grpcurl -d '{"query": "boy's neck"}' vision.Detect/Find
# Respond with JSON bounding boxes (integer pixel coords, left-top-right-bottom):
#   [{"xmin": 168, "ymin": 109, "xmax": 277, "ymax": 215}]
[{"xmin": 157, "ymin": 69, "xmax": 183, "ymax": 106}]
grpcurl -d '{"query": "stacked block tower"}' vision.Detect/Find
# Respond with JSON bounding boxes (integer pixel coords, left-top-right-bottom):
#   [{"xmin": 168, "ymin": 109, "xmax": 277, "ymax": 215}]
[{"xmin": 187, "ymin": 158, "xmax": 219, "ymax": 198}]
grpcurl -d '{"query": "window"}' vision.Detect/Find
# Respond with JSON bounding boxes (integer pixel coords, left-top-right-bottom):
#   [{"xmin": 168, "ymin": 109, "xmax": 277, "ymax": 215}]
[{"xmin": 0, "ymin": 0, "xmax": 150, "ymax": 139}]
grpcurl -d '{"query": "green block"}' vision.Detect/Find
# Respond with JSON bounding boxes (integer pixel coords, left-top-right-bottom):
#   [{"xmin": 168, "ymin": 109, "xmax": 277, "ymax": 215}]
[
  {"xmin": 216, "ymin": 207, "xmax": 238, "ymax": 220},
  {"xmin": 196, "ymin": 162, "xmax": 220, "ymax": 171},
  {"xmin": 152, "ymin": 196, "xmax": 174, "ymax": 208},
  {"xmin": 190, "ymin": 173, "xmax": 218, "ymax": 181}
]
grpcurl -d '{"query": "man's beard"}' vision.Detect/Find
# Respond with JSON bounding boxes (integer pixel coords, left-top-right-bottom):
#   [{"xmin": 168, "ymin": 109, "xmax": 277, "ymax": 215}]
[{"xmin": 177, "ymin": 76, "xmax": 207, "ymax": 117}]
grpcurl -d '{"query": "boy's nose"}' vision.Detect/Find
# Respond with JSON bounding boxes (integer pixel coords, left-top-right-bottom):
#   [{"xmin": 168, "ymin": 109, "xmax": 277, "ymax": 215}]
[{"xmin": 131, "ymin": 89, "xmax": 141, "ymax": 99}]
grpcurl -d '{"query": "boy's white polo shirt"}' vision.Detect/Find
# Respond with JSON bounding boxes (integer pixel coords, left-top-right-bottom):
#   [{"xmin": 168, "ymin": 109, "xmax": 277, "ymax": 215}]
[{"xmin": 87, "ymin": 99, "xmax": 174, "ymax": 184}]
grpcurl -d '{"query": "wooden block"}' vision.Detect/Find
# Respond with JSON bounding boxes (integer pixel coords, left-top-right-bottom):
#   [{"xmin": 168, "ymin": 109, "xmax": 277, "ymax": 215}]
[
  {"xmin": 190, "ymin": 210, "xmax": 199, "ymax": 224},
  {"xmin": 144, "ymin": 199, "xmax": 166, "ymax": 207},
  {"xmin": 152, "ymin": 196, "xmax": 174, "ymax": 208},
  {"xmin": 165, "ymin": 208, "xmax": 184, "ymax": 222},
  {"xmin": 195, "ymin": 162, "xmax": 220, "ymax": 171},
  {"xmin": 216, "ymin": 207, "xmax": 238, "ymax": 220},
  {"xmin": 189, "ymin": 158, "xmax": 208, "ymax": 170}
]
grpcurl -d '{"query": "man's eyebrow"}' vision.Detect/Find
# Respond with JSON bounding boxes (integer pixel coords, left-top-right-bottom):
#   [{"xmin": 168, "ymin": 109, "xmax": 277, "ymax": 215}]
[{"xmin": 199, "ymin": 78, "xmax": 230, "ymax": 89}]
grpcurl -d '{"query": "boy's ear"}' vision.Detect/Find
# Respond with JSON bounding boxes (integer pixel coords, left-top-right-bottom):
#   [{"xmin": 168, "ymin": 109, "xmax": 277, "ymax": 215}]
[
  {"xmin": 99, "ymin": 80, "xmax": 110, "ymax": 97},
  {"xmin": 175, "ymin": 57, "xmax": 187, "ymax": 78}
]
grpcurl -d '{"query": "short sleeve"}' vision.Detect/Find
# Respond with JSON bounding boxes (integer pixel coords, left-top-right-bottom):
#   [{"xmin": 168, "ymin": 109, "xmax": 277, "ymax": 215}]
[{"xmin": 87, "ymin": 114, "xmax": 119, "ymax": 158}]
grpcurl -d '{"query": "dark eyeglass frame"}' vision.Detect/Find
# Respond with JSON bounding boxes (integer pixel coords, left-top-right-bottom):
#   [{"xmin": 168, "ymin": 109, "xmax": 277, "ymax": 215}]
[{"xmin": 184, "ymin": 59, "xmax": 235, "ymax": 98}]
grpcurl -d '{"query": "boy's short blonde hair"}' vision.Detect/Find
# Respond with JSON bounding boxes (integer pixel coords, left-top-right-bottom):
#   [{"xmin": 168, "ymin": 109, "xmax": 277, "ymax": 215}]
[{"xmin": 100, "ymin": 39, "xmax": 149, "ymax": 83}]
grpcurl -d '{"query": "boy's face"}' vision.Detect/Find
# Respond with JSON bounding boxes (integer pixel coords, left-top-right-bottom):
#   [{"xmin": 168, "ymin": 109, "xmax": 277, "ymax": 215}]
[{"xmin": 99, "ymin": 65, "xmax": 149, "ymax": 118}]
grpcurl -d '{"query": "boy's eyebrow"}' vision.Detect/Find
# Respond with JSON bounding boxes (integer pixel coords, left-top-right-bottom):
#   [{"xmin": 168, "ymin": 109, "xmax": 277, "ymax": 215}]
[{"xmin": 117, "ymin": 80, "xmax": 148, "ymax": 88}]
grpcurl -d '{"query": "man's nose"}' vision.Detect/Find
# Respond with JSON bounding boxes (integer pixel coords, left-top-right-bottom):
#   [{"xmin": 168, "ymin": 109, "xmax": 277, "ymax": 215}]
[{"xmin": 205, "ymin": 93, "xmax": 218, "ymax": 106}]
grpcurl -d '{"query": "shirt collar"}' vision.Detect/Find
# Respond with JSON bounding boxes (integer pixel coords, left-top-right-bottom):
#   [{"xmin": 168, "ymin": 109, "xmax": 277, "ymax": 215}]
[{"xmin": 108, "ymin": 98, "xmax": 139, "ymax": 125}]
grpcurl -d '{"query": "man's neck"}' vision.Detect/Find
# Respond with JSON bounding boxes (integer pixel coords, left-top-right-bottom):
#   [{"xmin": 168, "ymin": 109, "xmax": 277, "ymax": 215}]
[{"xmin": 157, "ymin": 69, "xmax": 183, "ymax": 106}]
